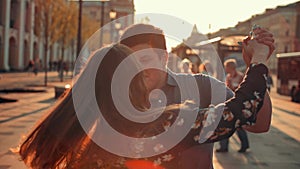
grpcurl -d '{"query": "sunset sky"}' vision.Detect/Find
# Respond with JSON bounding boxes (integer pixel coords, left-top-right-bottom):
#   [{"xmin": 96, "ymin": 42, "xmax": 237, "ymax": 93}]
[
  {"xmin": 134, "ymin": 0, "xmax": 299, "ymax": 50},
  {"xmin": 135, "ymin": 0, "xmax": 299, "ymax": 33}
]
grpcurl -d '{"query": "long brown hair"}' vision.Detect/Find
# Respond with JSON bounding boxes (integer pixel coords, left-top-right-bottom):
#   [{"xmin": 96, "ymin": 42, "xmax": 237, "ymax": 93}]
[{"xmin": 19, "ymin": 44, "xmax": 149, "ymax": 168}]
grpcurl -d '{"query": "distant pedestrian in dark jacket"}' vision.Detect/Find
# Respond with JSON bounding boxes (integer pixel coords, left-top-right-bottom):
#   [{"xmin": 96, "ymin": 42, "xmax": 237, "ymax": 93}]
[
  {"xmin": 291, "ymin": 82, "xmax": 300, "ymax": 103},
  {"xmin": 266, "ymin": 74, "xmax": 273, "ymax": 92}
]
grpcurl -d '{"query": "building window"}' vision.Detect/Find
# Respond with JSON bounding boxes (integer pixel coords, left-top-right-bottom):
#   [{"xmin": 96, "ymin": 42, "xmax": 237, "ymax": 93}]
[
  {"xmin": 286, "ymin": 30, "xmax": 289, "ymax": 36},
  {"xmin": 10, "ymin": 0, "xmax": 18, "ymax": 28}
]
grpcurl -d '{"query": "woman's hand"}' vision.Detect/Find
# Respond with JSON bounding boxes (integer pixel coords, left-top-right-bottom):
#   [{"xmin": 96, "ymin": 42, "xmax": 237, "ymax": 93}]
[{"xmin": 242, "ymin": 27, "xmax": 275, "ymax": 67}]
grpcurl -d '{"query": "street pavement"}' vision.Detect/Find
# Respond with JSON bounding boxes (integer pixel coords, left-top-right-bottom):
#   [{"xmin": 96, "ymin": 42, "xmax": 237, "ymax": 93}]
[
  {"xmin": 213, "ymin": 90, "xmax": 300, "ymax": 169},
  {"xmin": 0, "ymin": 72, "xmax": 300, "ymax": 169},
  {"xmin": 0, "ymin": 71, "xmax": 72, "ymax": 169}
]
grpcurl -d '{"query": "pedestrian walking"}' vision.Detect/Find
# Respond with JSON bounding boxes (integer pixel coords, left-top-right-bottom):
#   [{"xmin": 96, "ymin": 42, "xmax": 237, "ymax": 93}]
[
  {"xmin": 199, "ymin": 60, "xmax": 214, "ymax": 76},
  {"xmin": 266, "ymin": 74, "xmax": 273, "ymax": 92},
  {"xmin": 179, "ymin": 58, "xmax": 193, "ymax": 73},
  {"xmin": 216, "ymin": 59, "xmax": 250, "ymax": 153},
  {"xmin": 291, "ymin": 81, "xmax": 300, "ymax": 103},
  {"xmin": 33, "ymin": 58, "xmax": 39, "ymax": 76},
  {"xmin": 25, "ymin": 60, "xmax": 35, "ymax": 75}
]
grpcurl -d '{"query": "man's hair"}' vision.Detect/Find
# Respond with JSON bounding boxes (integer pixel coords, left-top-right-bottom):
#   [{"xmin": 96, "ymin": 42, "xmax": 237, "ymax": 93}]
[
  {"xmin": 224, "ymin": 59, "xmax": 237, "ymax": 69},
  {"xmin": 120, "ymin": 24, "xmax": 167, "ymax": 50}
]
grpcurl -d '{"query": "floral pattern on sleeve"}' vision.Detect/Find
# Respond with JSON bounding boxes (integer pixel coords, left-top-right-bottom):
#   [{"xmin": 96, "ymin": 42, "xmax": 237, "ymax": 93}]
[{"xmin": 191, "ymin": 64, "xmax": 268, "ymax": 143}]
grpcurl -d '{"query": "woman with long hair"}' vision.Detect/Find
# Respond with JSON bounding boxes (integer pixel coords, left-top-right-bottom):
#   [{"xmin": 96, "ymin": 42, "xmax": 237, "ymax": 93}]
[
  {"xmin": 19, "ymin": 44, "xmax": 146, "ymax": 168},
  {"xmin": 19, "ymin": 37, "xmax": 272, "ymax": 168}
]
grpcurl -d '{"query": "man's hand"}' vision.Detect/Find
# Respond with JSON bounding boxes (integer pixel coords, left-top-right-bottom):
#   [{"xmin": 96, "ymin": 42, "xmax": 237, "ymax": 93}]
[{"xmin": 242, "ymin": 27, "xmax": 275, "ymax": 67}]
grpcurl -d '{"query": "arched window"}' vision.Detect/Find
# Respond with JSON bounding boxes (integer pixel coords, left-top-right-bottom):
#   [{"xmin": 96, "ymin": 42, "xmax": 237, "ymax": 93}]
[{"xmin": 9, "ymin": 37, "xmax": 18, "ymax": 70}]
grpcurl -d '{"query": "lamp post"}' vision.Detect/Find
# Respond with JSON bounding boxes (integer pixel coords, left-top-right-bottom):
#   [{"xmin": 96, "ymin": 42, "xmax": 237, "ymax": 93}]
[
  {"xmin": 109, "ymin": 9, "xmax": 117, "ymax": 43},
  {"xmin": 99, "ymin": 0, "xmax": 110, "ymax": 47},
  {"xmin": 76, "ymin": 0, "xmax": 82, "ymax": 57},
  {"xmin": 114, "ymin": 22, "xmax": 121, "ymax": 42}
]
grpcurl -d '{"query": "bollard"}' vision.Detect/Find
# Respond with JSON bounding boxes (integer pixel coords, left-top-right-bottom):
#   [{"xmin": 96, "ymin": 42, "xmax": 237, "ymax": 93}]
[{"xmin": 54, "ymin": 84, "xmax": 71, "ymax": 99}]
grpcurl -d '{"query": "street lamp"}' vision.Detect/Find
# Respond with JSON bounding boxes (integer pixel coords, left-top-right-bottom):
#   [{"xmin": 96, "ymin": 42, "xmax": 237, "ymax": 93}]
[
  {"xmin": 115, "ymin": 22, "xmax": 121, "ymax": 30},
  {"xmin": 99, "ymin": 0, "xmax": 110, "ymax": 47},
  {"xmin": 114, "ymin": 22, "xmax": 121, "ymax": 42},
  {"xmin": 109, "ymin": 9, "xmax": 117, "ymax": 43},
  {"xmin": 76, "ymin": 0, "xmax": 82, "ymax": 57},
  {"xmin": 109, "ymin": 9, "xmax": 117, "ymax": 20}
]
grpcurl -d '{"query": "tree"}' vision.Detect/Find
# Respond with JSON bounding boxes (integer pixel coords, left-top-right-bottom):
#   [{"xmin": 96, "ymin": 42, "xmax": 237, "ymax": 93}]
[
  {"xmin": 81, "ymin": 15, "xmax": 99, "ymax": 46},
  {"xmin": 35, "ymin": 0, "xmax": 79, "ymax": 84},
  {"xmin": 34, "ymin": 0, "xmax": 64, "ymax": 86},
  {"xmin": 56, "ymin": 2, "xmax": 78, "ymax": 82}
]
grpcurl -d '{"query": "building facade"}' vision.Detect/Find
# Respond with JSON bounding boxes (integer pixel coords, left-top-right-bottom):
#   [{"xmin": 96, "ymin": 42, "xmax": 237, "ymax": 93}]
[
  {"xmin": 0, "ymin": 0, "xmax": 37, "ymax": 71},
  {"xmin": 0, "ymin": 0, "xmax": 79, "ymax": 72},
  {"xmin": 82, "ymin": 0, "xmax": 135, "ymax": 44},
  {"xmin": 210, "ymin": 2, "xmax": 300, "ymax": 72},
  {"xmin": 170, "ymin": 2, "xmax": 300, "ymax": 78}
]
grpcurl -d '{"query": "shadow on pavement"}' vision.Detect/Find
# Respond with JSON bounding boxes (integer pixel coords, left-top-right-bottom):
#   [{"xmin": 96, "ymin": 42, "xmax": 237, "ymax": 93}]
[
  {"xmin": 0, "ymin": 97, "xmax": 17, "ymax": 103},
  {"xmin": 0, "ymin": 88, "xmax": 46, "ymax": 93}
]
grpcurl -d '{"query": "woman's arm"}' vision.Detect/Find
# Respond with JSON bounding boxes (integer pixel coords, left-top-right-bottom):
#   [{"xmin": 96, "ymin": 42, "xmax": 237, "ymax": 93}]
[
  {"xmin": 242, "ymin": 92, "xmax": 272, "ymax": 133},
  {"xmin": 193, "ymin": 27, "xmax": 274, "ymax": 144},
  {"xmin": 194, "ymin": 63, "xmax": 269, "ymax": 143}
]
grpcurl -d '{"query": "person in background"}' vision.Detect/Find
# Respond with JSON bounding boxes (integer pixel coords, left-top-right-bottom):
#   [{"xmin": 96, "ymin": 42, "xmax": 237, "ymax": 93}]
[
  {"xmin": 199, "ymin": 60, "xmax": 214, "ymax": 76},
  {"xmin": 191, "ymin": 62, "xmax": 199, "ymax": 74},
  {"xmin": 180, "ymin": 58, "xmax": 193, "ymax": 73},
  {"xmin": 224, "ymin": 59, "xmax": 244, "ymax": 91},
  {"xmin": 25, "ymin": 60, "xmax": 35, "ymax": 75},
  {"xmin": 216, "ymin": 59, "xmax": 249, "ymax": 153},
  {"xmin": 266, "ymin": 74, "xmax": 273, "ymax": 92},
  {"xmin": 33, "ymin": 58, "xmax": 39, "ymax": 76},
  {"xmin": 291, "ymin": 81, "xmax": 300, "ymax": 103}
]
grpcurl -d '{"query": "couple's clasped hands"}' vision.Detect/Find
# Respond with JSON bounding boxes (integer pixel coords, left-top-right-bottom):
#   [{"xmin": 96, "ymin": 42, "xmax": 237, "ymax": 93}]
[
  {"xmin": 242, "ymin": 26, "xmax": 275, "ymax": 66},
  {"xmin": 241, "ymin": 26, "xmax": 275, "ymax": 133}
]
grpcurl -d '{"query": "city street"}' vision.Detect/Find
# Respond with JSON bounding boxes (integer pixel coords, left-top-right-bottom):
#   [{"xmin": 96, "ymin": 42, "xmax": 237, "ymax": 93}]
[
  {"xmin": 213, "ymin": 89, "xmax": 300, "ymax": 169},
  {"xmin": 0, "ymin": 72, "xmax": 72, "ymax": 169},
  {"xmin": 0, "ymin": 72, "xmax": 300, "ymax": 169},
  {"xmin": 1, "ymin": 0, "xmax": 300, "ymax": 168}
]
